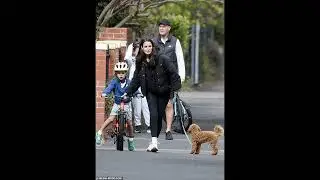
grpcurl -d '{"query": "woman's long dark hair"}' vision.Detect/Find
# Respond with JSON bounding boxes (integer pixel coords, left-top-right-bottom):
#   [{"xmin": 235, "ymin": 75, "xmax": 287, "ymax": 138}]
[{"xmin": 135, "ymin": 39, "xmax": 158, "ymax": 70}]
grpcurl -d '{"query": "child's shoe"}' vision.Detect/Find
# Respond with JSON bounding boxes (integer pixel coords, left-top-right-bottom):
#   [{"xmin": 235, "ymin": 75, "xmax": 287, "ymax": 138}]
[
  {"xmin": 96, "ymin": 130, "xmax": 104, "ymax": 146},
  {"xmin": 127, "ymin": 139, "xmax": 135, "ymax": 151}
]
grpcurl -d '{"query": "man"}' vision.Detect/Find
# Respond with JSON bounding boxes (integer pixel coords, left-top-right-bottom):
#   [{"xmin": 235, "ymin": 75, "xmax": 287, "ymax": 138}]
[{"xmin": 152, "ymin": 19, "xmax": 185, "ymax": 140}]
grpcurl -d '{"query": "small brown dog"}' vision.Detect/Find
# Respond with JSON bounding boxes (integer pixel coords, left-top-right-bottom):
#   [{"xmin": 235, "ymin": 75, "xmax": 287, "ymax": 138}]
[{"xmin": 187, "ymin": 123, "xmax": 224, "ymax": 155}]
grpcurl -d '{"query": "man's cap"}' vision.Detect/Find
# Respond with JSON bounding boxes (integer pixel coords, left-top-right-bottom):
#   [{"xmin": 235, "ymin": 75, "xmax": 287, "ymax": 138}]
[{"xmin": 159, "ymin": 19, "xmax": 171, "ymax": 26}]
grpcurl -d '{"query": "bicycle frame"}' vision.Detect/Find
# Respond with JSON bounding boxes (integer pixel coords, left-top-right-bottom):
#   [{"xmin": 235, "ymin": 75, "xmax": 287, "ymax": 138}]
[
  {"xmin": 103, "ymin": 95, "xmax": 130, "ymax": 150},
  {"xmin": 113, "ymin": 101, "xmax": 128, "ymax": 133},
  {"xmin": 111, "ymin": 99, "xmax": 129, "ymax": 148}
]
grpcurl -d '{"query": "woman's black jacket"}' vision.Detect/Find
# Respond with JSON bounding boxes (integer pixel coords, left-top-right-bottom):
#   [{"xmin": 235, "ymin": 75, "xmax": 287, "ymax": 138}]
[{"xmin": 125, "ymin": 53, "xmax": 181, "ymax": 98}]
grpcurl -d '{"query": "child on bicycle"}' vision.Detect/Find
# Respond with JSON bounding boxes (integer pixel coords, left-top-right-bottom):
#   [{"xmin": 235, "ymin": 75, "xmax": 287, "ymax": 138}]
[{"xmin": 96, "ymin": 62, "xmax": 135, "ymax": 151}]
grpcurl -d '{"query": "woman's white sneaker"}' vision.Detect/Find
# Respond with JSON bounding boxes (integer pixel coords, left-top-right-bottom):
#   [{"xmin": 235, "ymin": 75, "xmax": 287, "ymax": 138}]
[{"xmin": 146, "ymin": 142, "xmax": 158, "ymax": 152}]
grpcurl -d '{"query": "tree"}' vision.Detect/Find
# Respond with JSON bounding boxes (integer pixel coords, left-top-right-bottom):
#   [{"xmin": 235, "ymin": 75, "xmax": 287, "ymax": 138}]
[
  {"xmin": 96, "ymin": 0, "xmax": 224, "ymax": 82},
  {"xmin": 143, "ymin": 0, "xmax": 224, "ymax": 81},
  {"xmin": 145, "ymin": 0, "xmax": 224, "ymax": 45},
  {"xmin": 96, "ymin": 0, "xmax": 184, "ymax": 37}
]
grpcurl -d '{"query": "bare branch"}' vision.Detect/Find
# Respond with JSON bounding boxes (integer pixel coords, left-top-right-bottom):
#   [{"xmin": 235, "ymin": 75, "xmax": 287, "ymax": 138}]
[
  {"xmin": 112, "ymin": 3, "xmax": 137, "ymax": 18},
  {"xmin": 135, "ymin": 0, "xmax": 142, "ymax": 15},
  {"xmin": 100, "ymin": 7, "xmax": 115, "ymax": 27},
  {"xmin": 97, "ymin": 0, "xmax": 119, "ymax": 26},
  {"xmin": 199, "ymin": 0, "xmax": 224, "ymax": 3},
  {"xmin": 214, "ymin": 0, "xmax": 224, "ymax": 3},
  {"xmin": 118, "ymin": 0, "xmax": 131, "ymax": 7},
  {"xmin": 114, "ymin": 14, "xmax": 135, "ymax": 27},
  {"xmin": 142, "ymin": 0, "xmax": 184, "ymax": 11},
  {"xmin": 114, "ymin": 0, "xmax": 136, "ymax": 12},
  {"xmin": 141, "ymin": 0, "xmax": 152, "ymax": 3},
  {"xmin": 136, "ymin": 13, "xmax": 150, "ymax": 17},
  {"xmin": 125, "ymin": 22, "xmax": 141, "ymax": 26}
]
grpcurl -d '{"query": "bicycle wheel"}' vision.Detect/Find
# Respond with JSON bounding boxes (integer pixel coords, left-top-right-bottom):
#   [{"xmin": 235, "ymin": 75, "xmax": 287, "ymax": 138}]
[
  {"xmin": 181, "ymin": 100, "xmax": 193, "ymax": 131},
  {"xmin": 116, "ymin": 111, "xmax": 125, "ymax": 151}
]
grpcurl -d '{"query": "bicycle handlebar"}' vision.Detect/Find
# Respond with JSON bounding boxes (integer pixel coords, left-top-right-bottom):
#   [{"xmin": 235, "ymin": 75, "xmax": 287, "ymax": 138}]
[{"xmin": 102, "ymin": 94, "xmax": 132, "ymax": 103}]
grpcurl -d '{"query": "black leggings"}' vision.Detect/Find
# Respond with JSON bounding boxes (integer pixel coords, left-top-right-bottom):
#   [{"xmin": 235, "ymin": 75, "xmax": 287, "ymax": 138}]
[{"xmin": 146, "ymin": 92, "xmax": 170, "ymax": 138}]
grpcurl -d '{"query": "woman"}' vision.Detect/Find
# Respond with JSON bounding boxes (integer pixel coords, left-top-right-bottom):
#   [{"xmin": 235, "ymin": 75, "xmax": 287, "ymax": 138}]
[
  {"xmin": 124, "ymin": 39, "xmax": 181, "ymax": 152},
  {"xmin": 124, "ymin": 40, "xmax": 151, "ymax": 133}
]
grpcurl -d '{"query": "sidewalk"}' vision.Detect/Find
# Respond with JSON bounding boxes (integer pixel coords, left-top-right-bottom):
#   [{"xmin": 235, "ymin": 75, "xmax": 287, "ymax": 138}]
[{"xmin": 190, "ymin": 81, "xmax": 224, "ymax": 92}]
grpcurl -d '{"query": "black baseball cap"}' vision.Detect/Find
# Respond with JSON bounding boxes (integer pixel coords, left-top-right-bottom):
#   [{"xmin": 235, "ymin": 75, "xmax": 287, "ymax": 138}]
[{"xmin": 159, "ymin": 19, "xmax": 171, "ymax": 26}]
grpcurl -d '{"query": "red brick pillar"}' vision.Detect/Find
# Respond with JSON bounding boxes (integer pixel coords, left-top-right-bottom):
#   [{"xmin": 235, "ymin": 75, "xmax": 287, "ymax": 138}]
[
  {"xmin": 96, "ymin": 28, "xmax": 131, "ymax": 130},
  {"xmin": 96, "ymin": 50, "xmax": 107, "ymax": 130}
]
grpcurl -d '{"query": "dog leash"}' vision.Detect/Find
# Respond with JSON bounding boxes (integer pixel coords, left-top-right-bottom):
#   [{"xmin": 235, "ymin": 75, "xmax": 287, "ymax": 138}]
[{"xmin": 180, "ymin": 115, "xmax": 197, "ymax": 159}]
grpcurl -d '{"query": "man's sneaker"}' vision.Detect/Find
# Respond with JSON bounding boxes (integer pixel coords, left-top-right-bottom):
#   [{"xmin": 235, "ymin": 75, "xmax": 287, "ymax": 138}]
[
  {"xmin": 134, "ymin": 125, "xmax": 141, "ymax": 133},
  {"xmin": 96, "ymin": 131, "xmax": 104, "ymax": 146},
  {"xmin": 165, "ymin": 131, "xmax": 173, "ymax": 140},
  {"xmin": 127, "ymin": 139, "xmax": 135, "ymax": 151},
  {"xmin": 146, "ymin": 142, "xmax": 158, "ymax": 152},
  {"xmin": 146, "ymin": 126, "xmax": 151, "ymax": 133}
]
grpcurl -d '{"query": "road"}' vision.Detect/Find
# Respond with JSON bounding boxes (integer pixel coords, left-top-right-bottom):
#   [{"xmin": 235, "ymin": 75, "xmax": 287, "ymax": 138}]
[
  {"xmin": 96, "ymin": 91, "xmax": 225, "ymax": 180},
  {"xmin": 179, "ymin": 91, "xmax": 224, "ymax": 122},
  {"xmin": 169, "ymin": 91, "xmax": 224, "ymax": 130},
  {"xmin": 96, "ymin": 133, "xmax": 224, "ymax": 180},
  {"xmin": 131, "ymin": 91, "xmax": 224, "ymax": 131}
]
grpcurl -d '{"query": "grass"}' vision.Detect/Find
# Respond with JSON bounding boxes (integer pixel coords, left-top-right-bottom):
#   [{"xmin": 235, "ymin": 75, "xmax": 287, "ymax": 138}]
[{"xmin": 180, "ymin": 77, "xmax": 193, "ymax": 92}]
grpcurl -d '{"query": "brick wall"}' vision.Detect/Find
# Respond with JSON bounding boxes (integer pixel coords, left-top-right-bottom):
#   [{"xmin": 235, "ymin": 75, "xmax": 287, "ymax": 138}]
[
  {"xmin": 96, "ymin": 50, "xmax": 107, "ymax": 130},
  {"xmin": 96, "ymin": 28, "xmax": 130, "ymax": 130},
  {"xmin": 98, "ymin": 28, "xmax": 132, "ymax": 42}
]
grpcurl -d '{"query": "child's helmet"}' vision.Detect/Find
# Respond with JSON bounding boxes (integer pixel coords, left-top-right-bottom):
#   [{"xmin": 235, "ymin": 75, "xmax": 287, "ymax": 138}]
[{"xmin": 114, "ymin": 62, "xmax": 129, "ymax": 71}]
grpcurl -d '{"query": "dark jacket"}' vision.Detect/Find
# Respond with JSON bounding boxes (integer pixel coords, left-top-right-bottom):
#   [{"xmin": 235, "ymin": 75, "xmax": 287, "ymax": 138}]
[
  {"xmin": 152, "ymin": 35, "xmax": 178, "ymax": 69},
  {"xmin": 125, "ymin": 53, "xmax": 181, "ymax": 98}
]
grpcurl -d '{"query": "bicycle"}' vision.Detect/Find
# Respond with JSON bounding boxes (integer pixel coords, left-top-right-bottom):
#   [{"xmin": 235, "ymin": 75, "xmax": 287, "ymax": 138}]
[
  {"xmin": 172, "ymin": 92, "xmax": 193, "ymax": 134},
  {"xmin": 104, "ymin": 95, "xmax": 132, "ymax": 151}
]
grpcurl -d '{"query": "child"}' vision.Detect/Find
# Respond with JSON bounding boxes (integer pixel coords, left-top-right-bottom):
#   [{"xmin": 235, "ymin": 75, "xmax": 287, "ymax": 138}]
[{"xmin": 96, "ymin": 62, "xmax": 135, "ymax": 151}]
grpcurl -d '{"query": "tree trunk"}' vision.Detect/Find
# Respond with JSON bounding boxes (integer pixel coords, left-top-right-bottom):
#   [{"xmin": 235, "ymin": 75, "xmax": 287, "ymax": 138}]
[{"xmin": 100, "ymin": 8, "xmax": 114, "ymax": 27}]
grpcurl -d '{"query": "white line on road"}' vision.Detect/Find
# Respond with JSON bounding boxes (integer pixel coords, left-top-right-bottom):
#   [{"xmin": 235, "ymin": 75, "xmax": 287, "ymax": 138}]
[
  {"xmin": 96, "ymin": 147, "xmax": 224, "ymax": 156},
  {"xmin": 133, "ymin": 137, "xmax": 189, "ymax": 141},
  {"xmin": 189, "ymin": 106, "xmax": 224, "ymax": 108},
  {"xmin": 133, "ymin": 137, "xmax": 224, "ymax": 142}
]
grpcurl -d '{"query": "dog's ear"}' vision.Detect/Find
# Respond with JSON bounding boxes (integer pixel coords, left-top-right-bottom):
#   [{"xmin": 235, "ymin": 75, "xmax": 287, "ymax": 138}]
[
  {"xmin": 188, "ymin": 124, "xmax": 197, "ymax": 132},
  {"xmin": 214, "ymin": 125, "xmax": 224, "ymax": 135}
]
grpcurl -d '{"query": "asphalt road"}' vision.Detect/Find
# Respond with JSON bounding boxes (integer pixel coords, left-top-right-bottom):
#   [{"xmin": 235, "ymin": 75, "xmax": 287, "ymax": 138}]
[
  {"xmin": 136, "ymin": 91, "xmax": 224, "ymax": 131},
  {"xmin": 179, "ymin": 91, "xmax": 224, "ymax": 120},
  {"xmin": 96, "ymin": 133, "xmax": 224, "ymax": 180},
  {"xmin": 96, "ymin": 91, "xmax": 225, "ymax": 180}
]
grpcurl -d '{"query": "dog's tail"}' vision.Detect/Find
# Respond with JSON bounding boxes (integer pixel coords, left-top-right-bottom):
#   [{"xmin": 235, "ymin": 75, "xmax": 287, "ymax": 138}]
[{"xmin": 213, "ymin": 125, "xmax": 224, "ymax": 137}]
